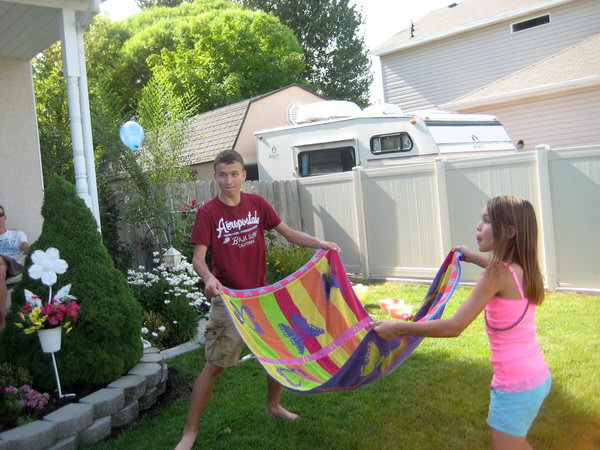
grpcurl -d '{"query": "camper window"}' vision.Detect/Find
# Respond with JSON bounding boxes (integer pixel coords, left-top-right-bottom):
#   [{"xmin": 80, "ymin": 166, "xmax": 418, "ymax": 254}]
[
  {"xmin": 297, "ymin": 147, "xmax": 356, "ymax": 177},
  {"xmin": 371, "ymin": 133, "xmax": 413, "ymax": 154}
]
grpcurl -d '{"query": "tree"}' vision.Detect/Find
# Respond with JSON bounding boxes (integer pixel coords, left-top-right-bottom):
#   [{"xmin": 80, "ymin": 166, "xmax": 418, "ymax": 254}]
[
  {"xmin": 240, "ymin": 0, "xmax": 372, "ymax": 106},
  {"xmin": 0, "ymin": 177, "xmax": 143, "ymax": 389},
  {"xmin": 136, "ymin": 0, "xmax": 192, "ymax": 8},
  {"xmin": 31, "ymin": 1, "xmax": 305, "ymax": 183}
]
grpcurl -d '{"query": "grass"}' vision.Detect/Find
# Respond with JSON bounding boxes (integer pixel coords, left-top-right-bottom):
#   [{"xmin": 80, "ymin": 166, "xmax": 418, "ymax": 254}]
[{"xmin": 86, "ymin": 283, "xmax": 600, "ymax": 449}]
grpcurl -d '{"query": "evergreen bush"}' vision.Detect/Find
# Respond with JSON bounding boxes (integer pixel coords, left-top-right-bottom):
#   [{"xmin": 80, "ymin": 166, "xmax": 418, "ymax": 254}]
[{"xmin": 0, "ymin": 177, "xmax": 143, "ymax": 390}]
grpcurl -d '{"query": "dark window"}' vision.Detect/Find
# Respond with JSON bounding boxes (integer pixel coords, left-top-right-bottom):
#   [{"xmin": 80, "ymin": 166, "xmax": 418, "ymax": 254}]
[
  {"xmin": 297, "ymin": 147, "xmax": 356, "ymax": 177},
  {"xmin": 370, "ymin": 133, "xmax": 413, "ymax": 154},
  {"xmin": 512, "ymin": 15, "xmax": 550, "ymax": 33}
]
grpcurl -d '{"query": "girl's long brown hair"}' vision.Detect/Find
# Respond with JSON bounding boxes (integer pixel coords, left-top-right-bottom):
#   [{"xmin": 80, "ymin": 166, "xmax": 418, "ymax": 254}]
[{"xmin": 487, "ymin": 196, "xmax": 545, "ymax": 305}]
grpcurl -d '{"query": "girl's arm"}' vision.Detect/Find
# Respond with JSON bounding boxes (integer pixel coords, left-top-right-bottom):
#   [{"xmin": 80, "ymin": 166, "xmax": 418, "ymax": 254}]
[
  {"xmin": 452, "ymin": 245, "xmax": 489, "ymax": 268},
  {"xmin": 373, "ymin": 268, "xmax": 500, "ymax": 340}
]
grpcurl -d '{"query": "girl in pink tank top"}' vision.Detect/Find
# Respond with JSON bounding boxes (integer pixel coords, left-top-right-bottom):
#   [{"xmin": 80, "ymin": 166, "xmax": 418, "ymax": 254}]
[{"xmin": 374, "ymin": 195, "xmax": 551, "ymax": 449}]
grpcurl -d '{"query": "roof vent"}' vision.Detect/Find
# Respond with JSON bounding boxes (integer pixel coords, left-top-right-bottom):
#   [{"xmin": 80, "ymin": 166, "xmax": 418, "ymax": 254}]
[
  {"xmin": 295, "ymin": 100, "xmax": 361, "ymax": 124},
  {"xmin": 287, "ymin": 102, "xmax": 301, "ymax": 125},
  {"xmin": 448, "ymin": 2, "xmax": 457, "ymax": 8}
]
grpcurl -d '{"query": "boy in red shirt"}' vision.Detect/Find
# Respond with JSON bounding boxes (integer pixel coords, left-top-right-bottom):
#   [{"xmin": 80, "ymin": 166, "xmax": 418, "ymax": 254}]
[{"xmin": 176, "ymin": 150, "xmax": 339, "ymax": 449}]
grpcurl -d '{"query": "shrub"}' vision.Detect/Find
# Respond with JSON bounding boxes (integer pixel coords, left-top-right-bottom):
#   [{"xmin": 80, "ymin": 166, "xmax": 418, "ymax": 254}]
[
  {"xmin": 0, "ymin": 177, "xmax": 143, "ymax": 390},
  {"xmin": 0, "ymin": 363, "xmax": 33, "ymax": 389},
  {"xmin": 128, "ymin": 255, "xmax": 208, "ymax": 349},
  {"xmin": 265, "ymin": 238, "xmax": 313, "ymax": 284}
]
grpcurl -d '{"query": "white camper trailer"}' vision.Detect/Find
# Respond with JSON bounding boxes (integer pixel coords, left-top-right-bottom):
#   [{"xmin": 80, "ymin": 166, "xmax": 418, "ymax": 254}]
[{"xmin": 256, "ymin": 102, "xmax": 516, "ymax": 181}]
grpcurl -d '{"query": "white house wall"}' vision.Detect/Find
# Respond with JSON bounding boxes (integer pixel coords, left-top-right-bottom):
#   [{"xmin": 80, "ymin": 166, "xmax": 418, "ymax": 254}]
[
  {"xmin": 380, "ymin": 0, "xmax": 600, "ymax": 111},
  {"xmin": 0, "ymin": 58, "xmax": 43, "ymax": 242},
  {"xmin": 454, "ymin": 88, "xmax": 600, "ymax": 151}
]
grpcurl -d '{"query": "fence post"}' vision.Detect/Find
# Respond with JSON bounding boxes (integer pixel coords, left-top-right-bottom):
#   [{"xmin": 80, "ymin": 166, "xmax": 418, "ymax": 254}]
[
  {"xmin": 352, "ymin": 166, "xmax": 369, "ymax": 280},
  {"xmin": 434, "ymin": 158, "xmax": 452, "ymax": 257},
  {"xmin": 535, "ymin": 145, "xmax": 557, "ymax": 291}
]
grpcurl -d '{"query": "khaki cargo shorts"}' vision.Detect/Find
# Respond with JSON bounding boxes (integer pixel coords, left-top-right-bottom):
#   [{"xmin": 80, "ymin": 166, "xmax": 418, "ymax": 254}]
[{"xmin": 204, "ymin": 295, "xmax": 245, "ymax": 368}]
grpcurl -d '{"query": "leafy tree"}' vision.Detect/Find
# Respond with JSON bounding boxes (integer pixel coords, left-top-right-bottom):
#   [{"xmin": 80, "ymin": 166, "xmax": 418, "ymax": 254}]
[
  {"xmin": 32, "ymin": 46, "xmax": 72, "ymax": 185},
  {"xmin": 31, "ymin": 2, "xmax": 305, "ymax": 183},
  {"xmin": 106, "ymin": 70, "xmax": 196, "ymax": 257},
  {"xmin": 0, "ymin": 177, "xmax": 143, "ymax": 390},
  {"xmin": 136, "ymin": 0, "xmax": 191, "ymax": 8},
  {"xmin": 240, "ymin": 0, "xmax": 372, "ymax": 106}
]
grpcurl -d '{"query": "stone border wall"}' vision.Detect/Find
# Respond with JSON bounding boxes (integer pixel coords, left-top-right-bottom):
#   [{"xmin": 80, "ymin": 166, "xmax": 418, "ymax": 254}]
[{"xmin": 0, "ymin": 347, "xmax": 168, "ymax": 450}]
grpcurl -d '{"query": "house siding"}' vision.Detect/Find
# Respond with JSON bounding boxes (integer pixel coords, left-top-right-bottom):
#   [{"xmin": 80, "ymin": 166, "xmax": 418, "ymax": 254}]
[
  {"xmin": 457, "ymin": 88, "xmax": 600, "ymax": 150},
  {"xmin": 381, "ymin": 0, "xmax": 600, "ymax": 111},
  {"xmin": 0, "ymin": 59, "xmax": 44, "ymax": 242}
]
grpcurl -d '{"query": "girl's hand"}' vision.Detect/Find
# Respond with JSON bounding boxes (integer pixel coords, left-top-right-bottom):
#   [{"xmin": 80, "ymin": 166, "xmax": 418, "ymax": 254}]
[
  {"xmin": 452, "ymin": 245, "xmax": 489, "ymax": 268},
  {"xmin": 452, "ymin": 245, "xmax": 474, "ymax": 262},
  {"xmin": 373, "ymin": 320, "xmax": 401, "ymax": 341}
]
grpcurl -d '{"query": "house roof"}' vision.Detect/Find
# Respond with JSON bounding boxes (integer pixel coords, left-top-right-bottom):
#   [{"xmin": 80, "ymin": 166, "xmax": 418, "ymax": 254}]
[
  {"xmin": 0, "ymin": 0, "xmax": 96, "ymax": 59},
  {"xmin": 371, "ymin": 0, "xmax": 576, "ymax": 56},
  {"xmin": 180, "ymin": 84, "xmax": 320, "ymax": 166},
  {"xmin": 444, "ymin": 33, "xmax": 600, "ymax": 108}
]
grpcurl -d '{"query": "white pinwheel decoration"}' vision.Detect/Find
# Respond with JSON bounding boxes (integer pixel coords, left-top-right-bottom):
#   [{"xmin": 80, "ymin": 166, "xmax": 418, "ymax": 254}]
[
  {"xmin": 28, "ymin": 248, "xmax": 68, "ymax": 287},
  {"xmin": 24, "ymin": 289, "xmax": 42, "ymax": 308}
]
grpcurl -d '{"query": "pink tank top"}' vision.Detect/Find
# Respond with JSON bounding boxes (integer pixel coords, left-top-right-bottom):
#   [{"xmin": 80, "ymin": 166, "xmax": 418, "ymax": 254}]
[{"xmin": 484, "ymin": 262, "xmax": 550, "ymax": 392}]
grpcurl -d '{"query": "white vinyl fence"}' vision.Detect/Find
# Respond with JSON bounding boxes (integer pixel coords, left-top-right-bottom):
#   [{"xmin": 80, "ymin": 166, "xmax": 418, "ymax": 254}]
[
  {"xmin": 298, "ymin": 145, "xmax": 600, "ymax": 290},
  {"xmin": 120, "ymin": 146, "xmax": 599, "ymax": 290}
]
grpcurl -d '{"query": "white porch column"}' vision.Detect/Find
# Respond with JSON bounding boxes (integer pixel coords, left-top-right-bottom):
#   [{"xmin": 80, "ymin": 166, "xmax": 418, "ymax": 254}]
[
  {"xmin": 77, "ymin": 26, "xmax": 101, "ymax": 232},
  {"xmin": 60, "ymin": 9, "xmax": 94, "ymax": 217}
]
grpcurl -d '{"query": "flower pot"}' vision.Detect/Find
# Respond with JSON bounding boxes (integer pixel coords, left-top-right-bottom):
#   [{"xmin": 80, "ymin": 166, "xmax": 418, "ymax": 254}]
[{"xmin": 37, "ymin": 327, "xmax": 62, "ymax": 353}]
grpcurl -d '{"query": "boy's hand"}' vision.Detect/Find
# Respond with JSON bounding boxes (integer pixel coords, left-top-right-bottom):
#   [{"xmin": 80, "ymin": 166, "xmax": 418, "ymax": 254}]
[
  {"xmin": 320, "ymin": 241, "xmax": 341, "ymax": 252},
  {"xmin": 203, "ymin": 275, "xmax": 223, "ymax": 298}
]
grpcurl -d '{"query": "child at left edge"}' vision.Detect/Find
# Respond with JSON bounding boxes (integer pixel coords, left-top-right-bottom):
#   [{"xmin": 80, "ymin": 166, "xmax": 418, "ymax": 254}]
[{"xmin": 374, "ymin": 195, "xmax": 551, "ymax": 450}]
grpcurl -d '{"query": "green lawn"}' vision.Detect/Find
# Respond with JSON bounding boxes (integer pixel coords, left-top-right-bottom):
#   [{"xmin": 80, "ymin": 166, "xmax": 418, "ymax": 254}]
[{"xmin": 86, "ymin": 283, "xmax": 600, "ymax": 449}]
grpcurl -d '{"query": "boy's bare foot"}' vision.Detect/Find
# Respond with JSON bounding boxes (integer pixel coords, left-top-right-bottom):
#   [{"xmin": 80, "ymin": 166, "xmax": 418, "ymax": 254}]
[
  {"xmin": 174, "ymin": 434, "xmax": 196, "ymax": 450},
  {"xmin": 265, "ymin": 405, "xmax": 299, "ymax": 420}
]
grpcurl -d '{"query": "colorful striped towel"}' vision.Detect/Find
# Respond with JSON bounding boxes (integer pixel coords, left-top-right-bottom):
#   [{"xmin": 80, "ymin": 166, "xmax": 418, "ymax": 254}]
[{"xmin": 220, "ymin": 249, "xmax": 462, "ymax": 393}]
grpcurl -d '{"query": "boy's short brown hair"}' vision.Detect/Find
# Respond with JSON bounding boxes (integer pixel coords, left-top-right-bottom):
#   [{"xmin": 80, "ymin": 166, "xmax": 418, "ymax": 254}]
[{"xmin": 214, "ymin": 150, "xmax": 245, "ymax": 171}]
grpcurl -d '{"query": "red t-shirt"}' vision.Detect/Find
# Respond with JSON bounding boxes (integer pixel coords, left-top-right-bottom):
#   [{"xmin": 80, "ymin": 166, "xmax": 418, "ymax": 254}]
[{"xmin": 190, "ymin": 193, "xmax": 282, "ymax": 289}]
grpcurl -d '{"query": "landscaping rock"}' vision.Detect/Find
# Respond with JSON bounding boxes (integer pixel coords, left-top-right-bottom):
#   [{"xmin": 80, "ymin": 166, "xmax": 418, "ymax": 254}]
[
  {"xmin": 78, "ymin": 416, "xmax": 111, "ymax": 446},
  {"xmin": 111, "ymin": 401, "xmax": 139, "ymax": 428},
  {"xmin": 127, "ymin": 363, "xmax": 162, "ymax": 389},
  {"xmin": 47, "ymin": 434, "xmax": 78, "ymax": 450},
  {"xmin": 107, "ymin": 375, "xmax": 146, "ymax": 404},
  {"xmin": 140, "ymin": 352, "xmax": 164, "ymax": 367},
  {"xmin": 79, "ymin": 388, "xmax": 125, "ymax": 419},
  {"xmin": 43, "ymin": 403, "xmax": 94, "ymax": 439},
  {"xmin": 138, "ymin": 386, "xmax": 158, "ymax": 411},
  {"xmin": 0, "ymin": 420, "xmax": 56, "ymax": 450}
]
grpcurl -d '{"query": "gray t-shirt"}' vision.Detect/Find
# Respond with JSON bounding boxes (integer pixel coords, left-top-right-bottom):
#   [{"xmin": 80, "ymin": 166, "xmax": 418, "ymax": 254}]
[{"xmin": 0, "ymin": 230, "xmax": 28, "ymax": 263}]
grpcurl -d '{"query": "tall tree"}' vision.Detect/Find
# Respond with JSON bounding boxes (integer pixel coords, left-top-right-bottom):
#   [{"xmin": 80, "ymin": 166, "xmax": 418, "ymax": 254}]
[
  {"xmin": 32, "ymin": 1, "xmax": 305, "ymax": 182},
  {"xmin": 136, "ymin": 0, "xmax": 191, "ymax": 8},
  {"xmin": 240, "ymin": 0, "xmax": 372, "ymax": 106}
]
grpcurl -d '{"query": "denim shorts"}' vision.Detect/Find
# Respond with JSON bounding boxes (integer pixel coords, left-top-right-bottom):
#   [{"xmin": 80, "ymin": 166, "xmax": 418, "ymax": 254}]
[{"xmin": 487, "ymin": 376, "xmax": 551, "ymax": 437}]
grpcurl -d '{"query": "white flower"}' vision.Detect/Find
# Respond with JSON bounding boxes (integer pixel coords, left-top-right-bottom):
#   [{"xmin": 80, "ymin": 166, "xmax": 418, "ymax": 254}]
[
  {"xmin": 172, "ymin": 320, "xmax": 178, "ymax": 324},
  {"xmin": 151, "ymin": 332, "xmax": 158, "ymax": 337},
  {"xmin": 141, "ymin": 327, "xmax": 149, "ymax": 334},
  {"xmin": 164, "ymin": 300, "xmax": 171, "ymax": 305},
  {"xmin": 28, "ymin": 248, "xmax": 68, "ymax": 287},
  {"xmin": 158, "ymin": 326, "xmax": 166, "ymax": 332}
]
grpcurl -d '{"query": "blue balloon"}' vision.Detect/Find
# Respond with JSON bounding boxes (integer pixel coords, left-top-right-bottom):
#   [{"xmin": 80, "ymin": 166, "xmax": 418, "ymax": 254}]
[{"xmin": 119, "ymin": 121, "xmax": 144, "ymax": 150}]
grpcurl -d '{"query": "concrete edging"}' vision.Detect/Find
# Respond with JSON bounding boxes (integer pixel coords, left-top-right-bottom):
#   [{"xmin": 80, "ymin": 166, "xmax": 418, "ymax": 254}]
[{"xmin": 0, "ymin": 318, "xmax": 208, "ymax": 449}]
